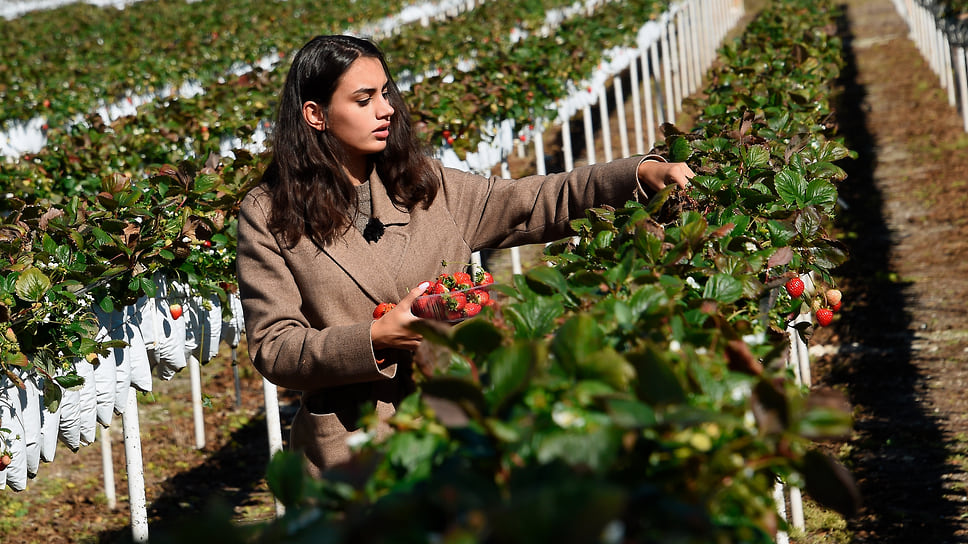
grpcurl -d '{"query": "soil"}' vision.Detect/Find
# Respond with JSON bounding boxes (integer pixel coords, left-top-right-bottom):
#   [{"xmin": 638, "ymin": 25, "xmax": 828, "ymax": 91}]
[{"xmin": 2, "ymin": 0, "xmax": 968, "ymax": 542}]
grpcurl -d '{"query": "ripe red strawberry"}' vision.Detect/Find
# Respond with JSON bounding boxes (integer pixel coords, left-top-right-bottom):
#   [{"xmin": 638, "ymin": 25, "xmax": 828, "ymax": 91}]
[
  {"xmin": 169, "ymin": 303, "xmax": 183, "ymax": 320},
  {"xmin": 0, "ymin": 453, "xmax": 11, "ymax": 470},
  {"xmin": 468, "ymin": 288, "xmax": 491, "ymax": 306},
  {"xmin": 474, "ymin": 270, "xmax": 494, "ymax": 286},
  {"xmin": 412, "ymin": 296, "xmax": 431, "ymax": 317},
  {"xmin": 816, "ymin": 308, "xmax": 834, "ymax": 327},
  {"xmin": 373, "ymin": 302, "xmax": 395, "ymax": 319},
  {"xmin": 462, "ymin": 302, "xmax": 482, "ymax": 318},
  {"xmin": 444, "ymin": 292, "xmax": 467, "ymax": 311},
  {"xmin": 452, "ymin": 271, "xmax": 473, "ymax": 290},
  {"xmin": 785, "ymin": 277, "xmax": 805, "ymax": 298},
  {"xmin": 446, "ymin": 309, "xmax": 463, "ymax": 321},
  {"xmin": 437, "ymin": 273, "xmax": 456, "ymax": 290},
  {"xmin": 428, "ymin": 281, "xmax": 449, "ymax": 295}
]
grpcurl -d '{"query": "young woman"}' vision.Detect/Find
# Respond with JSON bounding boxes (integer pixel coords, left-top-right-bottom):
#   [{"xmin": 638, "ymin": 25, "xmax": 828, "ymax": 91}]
[{"xmin": 236, "ymin": 34, "xmax": 694, "ymax": 476}]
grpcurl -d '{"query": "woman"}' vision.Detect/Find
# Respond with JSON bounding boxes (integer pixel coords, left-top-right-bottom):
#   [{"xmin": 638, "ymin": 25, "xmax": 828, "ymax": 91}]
[{"xmin": 236, "ymin": 34, "xmax": 694, "ymax": 476}]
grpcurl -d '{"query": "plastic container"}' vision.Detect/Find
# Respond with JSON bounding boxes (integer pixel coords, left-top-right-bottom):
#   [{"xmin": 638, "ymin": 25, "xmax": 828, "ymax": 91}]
[{"xmin": 411, "ymin": 284, "xmax": 494, "ymax": 323}]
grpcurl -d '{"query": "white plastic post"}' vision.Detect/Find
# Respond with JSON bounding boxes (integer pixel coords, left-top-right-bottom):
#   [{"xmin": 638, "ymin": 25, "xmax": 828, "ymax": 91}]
[
  {"xmin": 957, "ymin": 46, "xmax": 968, "ymax": 133},
  {"xmin": 613, "ymin": 76, "xmax": 630, "ymax": 158},
  {"xmin": 122, "ymin": 389, "xmax": 149, "ymax": 543},
  {"xmin": 774, "ymin": 481, "xmax": 790, "ymax": 544},
  {"xmin": 533, "ymin": 124, "xmax": 547, "ymax": 176},
  {"xmin": 661, "ymin": 26, "xmax": 676, "ymax": 123},
  {"xmin": 629, "ymin": 53, "xmax": 646, "ymax": 155},
  {"xmin": 561, "ymin": 116, "xmax": 574, "ymax": 172},
  {"xmin": 942, "ymin": 35, "xmax": 955, "ymax": 107},
  {"xmin": 583, "ymin": 105, "xmax": 596, "ymax": 165},
  {"xmin": 501, "ymin": 157, "xmax": 523, "ymax": 274},
  {"xmin": 674, "ymin": 11, "xmax": 687, "ymax": 110},
  {"xmin": 642, "ymin": 48, "xmax": 658, "ymax": 148},
  {"xmin": 232, "ymin": 347, "xmax": 242, "ymax": 409},
  {"xmin": 262, "ymin": 377, "xmax": 285, "ymax": 516},
  {"xmin": 598, "ymin": 86, "xmax": 613, "ymax": 163},
  {"xmin": 100, "ymin": 424, "xmax": 117, "ymax": 510},
  {"xmin": 188, "ymin": 354, "xmax": 205, "ymax": 449}
]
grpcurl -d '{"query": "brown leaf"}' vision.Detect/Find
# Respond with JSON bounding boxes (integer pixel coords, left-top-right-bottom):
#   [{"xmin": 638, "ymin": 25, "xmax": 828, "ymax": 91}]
[
  {"xmin": 38, "ymin": 208, "xmax": 64, "ymax": 231},
  {"xmin": 767, "ymin": 246, "xmax": 794, "ymax": 268},
  {"xmin": 725, "ymin": 338, "xmax": 763, "ymax": 376}
]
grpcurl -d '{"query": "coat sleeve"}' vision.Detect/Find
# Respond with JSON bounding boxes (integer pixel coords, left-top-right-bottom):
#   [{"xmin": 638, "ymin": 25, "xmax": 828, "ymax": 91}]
[
  {"xmin": 236, "ymin": 189, "xmax": 395, "ymax": 391},
  {"xmin": 439, "ymin": 156, "xmax": 645, "ymax": 251}
]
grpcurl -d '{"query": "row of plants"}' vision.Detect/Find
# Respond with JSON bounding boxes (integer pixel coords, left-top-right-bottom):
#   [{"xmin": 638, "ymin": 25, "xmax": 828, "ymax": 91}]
[
  {"xmin": 0, "ymin": 0, "xmax": 454, "ymax": 128},
  {"xmin": 150, "ymin": 0, "xmax": 860, "ymax": 542},
  {"xmin": 0, "ymin": 0, "xmax": 650, "ymax": 203},
  {"xmin": 0, "ymin": 0, "xmax": 673, "ymax": 426}
]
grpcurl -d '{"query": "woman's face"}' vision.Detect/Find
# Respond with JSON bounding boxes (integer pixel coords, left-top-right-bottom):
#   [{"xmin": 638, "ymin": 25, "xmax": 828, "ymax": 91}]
[{"xmin": 317, "ymin": 56, "xmax": 395, "ymax": 161}]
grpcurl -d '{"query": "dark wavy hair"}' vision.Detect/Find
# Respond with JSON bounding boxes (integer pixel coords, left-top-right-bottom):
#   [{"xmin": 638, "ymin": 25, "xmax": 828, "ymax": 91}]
[{"xmin": 263, "ymin": 35, "xmax": 438, "ymax": 248}]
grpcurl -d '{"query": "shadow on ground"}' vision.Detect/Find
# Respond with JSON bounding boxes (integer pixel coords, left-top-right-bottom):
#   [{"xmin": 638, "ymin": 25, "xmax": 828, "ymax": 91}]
[
  {"xmin": 97, "ymin": 397, "xmax": 298, "ymax": 544},
  {"xmin": 818, "ymin": 5, "xmax": 964, "ymax": 542}
]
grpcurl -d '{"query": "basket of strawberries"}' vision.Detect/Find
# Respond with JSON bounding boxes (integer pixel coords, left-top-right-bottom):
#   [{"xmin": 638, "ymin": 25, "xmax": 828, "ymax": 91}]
[{"xmin": 372, "ymin": 269, "xmax": 496, "ymax": 324}]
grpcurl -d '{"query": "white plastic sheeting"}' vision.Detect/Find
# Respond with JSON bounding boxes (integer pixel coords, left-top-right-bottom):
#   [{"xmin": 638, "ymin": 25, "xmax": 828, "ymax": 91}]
[{"xmin": 0, "ymin": 276, "xmax": 245, "ymax": 491}]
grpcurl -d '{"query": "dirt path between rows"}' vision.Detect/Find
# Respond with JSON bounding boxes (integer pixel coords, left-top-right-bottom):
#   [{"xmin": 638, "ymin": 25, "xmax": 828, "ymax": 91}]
[{"xmin": 811, "ymin": 0, "xmax": 968, "ymax": 541}]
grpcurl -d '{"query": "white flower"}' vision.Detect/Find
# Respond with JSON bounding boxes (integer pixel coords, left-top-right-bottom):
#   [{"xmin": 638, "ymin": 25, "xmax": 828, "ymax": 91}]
[
  {"xmin": 686, "ymin": 276, "xmax": 701, "ymax": 290},
  {"xmin": 551, "ymin": 403, "xmax": 585, "ymax": 429},
  {"xmin": 744, "ymin": 242, "xmax": 758, "ymax": 252}
]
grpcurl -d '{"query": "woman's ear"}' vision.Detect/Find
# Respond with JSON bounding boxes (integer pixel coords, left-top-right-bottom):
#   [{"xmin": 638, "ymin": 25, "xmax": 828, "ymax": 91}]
[{"xmin": 302, "ymin": 101, "xmax": 326, "ymax": 131}]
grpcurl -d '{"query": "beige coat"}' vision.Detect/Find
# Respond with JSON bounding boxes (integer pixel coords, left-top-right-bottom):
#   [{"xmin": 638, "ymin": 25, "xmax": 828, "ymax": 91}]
[{"xmin": 236, "ymin": 156, "xmax": 646, "ymax": 475}]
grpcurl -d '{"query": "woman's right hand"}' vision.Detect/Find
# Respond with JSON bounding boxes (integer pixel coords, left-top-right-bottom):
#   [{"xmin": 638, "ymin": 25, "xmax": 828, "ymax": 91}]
[{"xmin": 369, "ymin": 281, "xmax": 431, "ymax": 352}]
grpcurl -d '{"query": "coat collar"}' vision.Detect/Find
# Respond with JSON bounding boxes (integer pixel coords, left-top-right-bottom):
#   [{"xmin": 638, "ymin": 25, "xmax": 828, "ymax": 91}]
[{"xmin": 320, "ymin": 169, "xmax": 413, "ymax": 304}]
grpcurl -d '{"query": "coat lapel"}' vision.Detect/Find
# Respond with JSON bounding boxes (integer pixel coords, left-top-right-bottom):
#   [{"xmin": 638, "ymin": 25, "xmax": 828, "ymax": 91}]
[{"xmin": 320, "ymin": 171, "xmax": 413, "ymax": 304}]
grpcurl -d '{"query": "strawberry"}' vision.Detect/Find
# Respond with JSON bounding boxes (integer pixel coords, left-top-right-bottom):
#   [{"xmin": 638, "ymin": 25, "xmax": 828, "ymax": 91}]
[
  {"xmin": 412, "ymin": 296, "xmax": 431, "ymax": 317},
  {"xmin": 825, "ymin": 289, "xmax": 842, "ymax": 312},
  {"xmin": 785, "ymin": 277, "xmax": 805, "ymax": 298},
  {"xmin": 462, "ymin": 302, "xmax": 482, "ymax": 318},
  {"xmin": 444, "ymin": 291, "xmax": 467, "ymax": 312},
  {"xmin": 169, "ymin": 303, "xmax": 183, "ymax": 320},
  {"xmin": 474, "ymin": 270, "xmax": 494, "ymax": 286},
  {"xmin": 428, "ymin": 281, "xmax": 449, "ymax": 295},
  {"xmin": 373, "ymin": 302, "xmax": 395, "ymax": 319},
  {"xmin": 468, "ymin": 288, "xmax": 491, "ymax": 306},
  {"xmin": 436, "ymin": 273, "xmax": 456, "ymax": 290},
  {"xmin": 446, "ymin": 309, "xmax": 463, "ymax": 321},
  {"xmin": 452, "ymin": 271, "xmax": 473, "ymax": 287},
  {"xmin": 0, "ymin": 453, "xmax": 10, "ymax": 470},
  {"xmin": 816, "ymin": 308, "xmax": 834, "ymax": 327}
]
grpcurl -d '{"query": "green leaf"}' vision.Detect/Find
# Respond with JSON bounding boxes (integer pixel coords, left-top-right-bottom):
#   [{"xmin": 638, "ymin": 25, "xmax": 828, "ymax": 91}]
[
  {"xmin": 629, "ymin": 347, "xmax": 686, "ymax": 405},
  {"xmin": 805, "ymin": 178, "xmax": 838, "ymax": 211},
  {"xmin": 551, "ymin": 314, "xmax": 604, "ymax": 376},
  {"xmin": 15, "ymin": 267, "xmax": 51, "ymax": 301},
  {"xmin": 54, "ymin": 373, "xmax": 85, "ymax": 390},
  {"xmin": 536, "ymin": 427, "xmax": 621, "ymax": 471},
  {"xmin": 668, "ymin": 136, "xmax": 692, "ymax": 163},
  {"xmin": 503, "ymin": 296, "xmax": 565, "ymax": 340},
  {"xmin": 702, "ymin": 273, "xmax": 744, "ymax": 304},
  {"xmin": 524, "ymin": 265, "xmax": 569, "ymax": 297},
  {"xmin": 486, "ymin": 341, "xmax": 539, "ymax": 414},
  {"xmin": 265, "ymin": 450, "xmax": 309, "ymax": 508},
  {"xmin": 42, "ymin": 378, "xmax": 62, "ymax": 413},
  {"xmin": 604, "ymin": 397, "xmax": 657, "ymax": 429},
  {"xmin": 774, "ymin": 168, "xmax": 807, "ymax": 207}
]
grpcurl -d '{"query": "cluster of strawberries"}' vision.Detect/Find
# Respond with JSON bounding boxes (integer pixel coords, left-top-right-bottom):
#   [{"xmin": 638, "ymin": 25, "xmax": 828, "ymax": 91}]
[
  {"xmin": 785, "ymin": 276, "xmax": 843, "ymax": 327},
  {"xmin": 373, "ymin": 269, "xmax": 495, "ymax": 321}
]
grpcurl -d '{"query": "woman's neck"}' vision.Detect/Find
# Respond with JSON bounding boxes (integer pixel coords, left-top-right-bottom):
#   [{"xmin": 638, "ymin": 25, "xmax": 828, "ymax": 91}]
[{"xmin": 344, "ymin": 157, "xmax": 372, "ymax": 186}]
